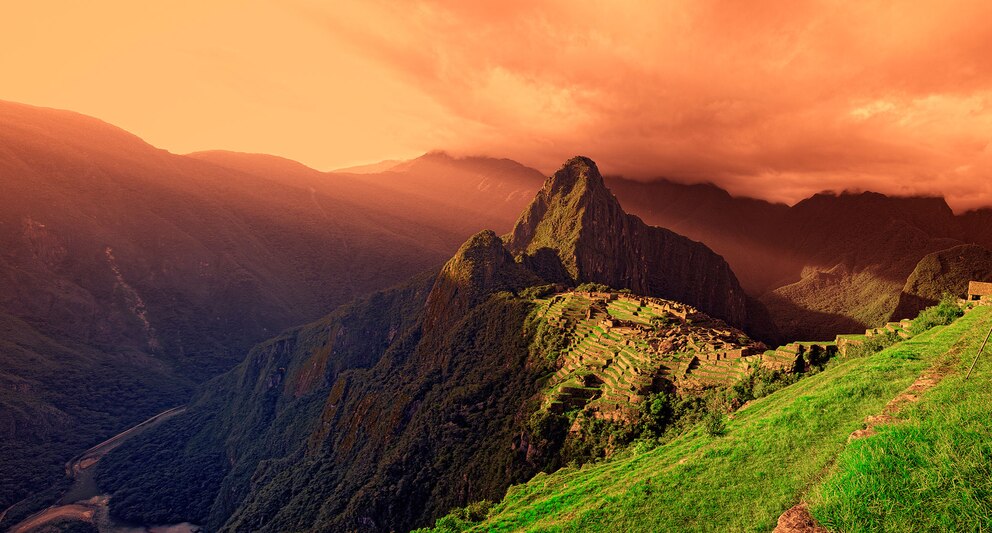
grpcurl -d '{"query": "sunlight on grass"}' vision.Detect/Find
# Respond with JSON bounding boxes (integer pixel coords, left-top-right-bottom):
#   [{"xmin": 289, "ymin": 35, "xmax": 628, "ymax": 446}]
[
  {"xmin": 421, "ymin": 307, "xmax": 992, "ymax": 532},
  {"xmin": 810, "ymin": 307, "xmax": 992, "ymax": 532}
]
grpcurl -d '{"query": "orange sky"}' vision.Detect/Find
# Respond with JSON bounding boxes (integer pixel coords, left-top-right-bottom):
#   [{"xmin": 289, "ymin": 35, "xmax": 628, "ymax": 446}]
[{"xmin": 3, "ymin": 1, "xmax": 992, "ymax": 210}]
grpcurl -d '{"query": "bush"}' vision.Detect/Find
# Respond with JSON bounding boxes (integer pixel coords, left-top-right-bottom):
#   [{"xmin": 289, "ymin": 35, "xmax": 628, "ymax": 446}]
[
  {"xmin": 575, "ymin": 282, "xmax": 611, "ymax": 293},
  {"xmin": 845, "ymin": 331, "xmax": 900, "ymax": 358},
  {"xmin": 520, "ymin": 284, "xmax": 556, "ymax": 299},
  {"xmin": 909, "ymin": 295, "xmax": 963, "ymax": 334},
  {"xmin": 704, "ymin": 410, "xmax": 726, "ymax": 437}
]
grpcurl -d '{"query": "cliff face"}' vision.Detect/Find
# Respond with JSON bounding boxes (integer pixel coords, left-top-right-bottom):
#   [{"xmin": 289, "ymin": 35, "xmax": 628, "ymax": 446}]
[
  {"xmin": 893, "ymin": 244, "xmax": 992, "ymax": 318},
  {"xmin": 423, "ymin": 230, "xmax": 540, "ymax": 336},
  {"xmin": 507, "ymin": 157, "xmax": 748, "ymax": 326}
]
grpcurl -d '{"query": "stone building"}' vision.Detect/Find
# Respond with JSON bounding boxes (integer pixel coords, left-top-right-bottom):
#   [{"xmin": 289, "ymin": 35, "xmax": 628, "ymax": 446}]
[{"xmin": 967, "ymin": 281, "xmax": 992, "ymax": 302}]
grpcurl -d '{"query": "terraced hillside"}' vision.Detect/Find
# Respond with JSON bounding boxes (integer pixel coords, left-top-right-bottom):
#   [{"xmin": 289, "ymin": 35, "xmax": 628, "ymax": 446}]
[
  {"xmin": 532, "ymin": 291, "xmax": 829, "ymax": 423},
  {"xmin": 419, "ymin": 304, "xmax": 990, "ymax": 532}
]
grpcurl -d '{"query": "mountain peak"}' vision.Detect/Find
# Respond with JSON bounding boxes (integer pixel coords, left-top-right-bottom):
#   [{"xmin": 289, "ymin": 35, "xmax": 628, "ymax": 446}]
[
  {"xmin": 423, "ymin": 230, "xmax": 539, "ymax": 335},
  {"xmin": 505, "ymin": 156, "xmax": 748, "ymax": 325},
  {"xmin": 545, "ymin": 156, "xmax": 607, "ymax": 197}
]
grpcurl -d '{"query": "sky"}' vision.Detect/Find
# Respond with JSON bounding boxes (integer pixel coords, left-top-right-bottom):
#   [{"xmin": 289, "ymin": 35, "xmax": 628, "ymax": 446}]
[{"xmin": 2, "ymin": 0, "xmax": 992, "ymax": 211}]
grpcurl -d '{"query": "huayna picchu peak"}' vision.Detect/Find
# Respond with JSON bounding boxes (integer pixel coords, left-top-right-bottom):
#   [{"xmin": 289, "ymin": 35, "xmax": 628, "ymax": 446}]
[{"xmin": 507, "ymin": 156, "xmax": 748, "ymax": 326}]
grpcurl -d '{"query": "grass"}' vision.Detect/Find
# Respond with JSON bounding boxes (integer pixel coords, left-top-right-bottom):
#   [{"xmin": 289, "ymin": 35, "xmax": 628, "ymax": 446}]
[
  {"xmin": 809, "ymin": 308, "xmax": 992, "ymax": 531},
  {"xmin": 420, "ymin": 307, "xmax": 992, "ymax": 532}
]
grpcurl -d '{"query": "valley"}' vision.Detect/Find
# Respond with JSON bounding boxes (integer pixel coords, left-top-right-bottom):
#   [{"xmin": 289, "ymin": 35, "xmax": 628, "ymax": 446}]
[
  {"xmin": 80, "ymin": 157, "xmax": 878, "ymax": 532},
  {"xmin": 5, "ymin": 5, "xmax": 992, "ymax": 531},
  {"xmin": 6, "ymin": 406, "xmax": 195, "ymax": 533},
  {"xmin": 1, "ymin": 106, "xmax": 990, "ymax": 533}
]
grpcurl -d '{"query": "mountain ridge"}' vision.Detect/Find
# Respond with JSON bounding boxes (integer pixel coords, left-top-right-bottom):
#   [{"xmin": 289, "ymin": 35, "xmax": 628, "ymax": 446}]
[{"xmin": 507, "ymin": 157, "xmax": 748, "ymax": 326}]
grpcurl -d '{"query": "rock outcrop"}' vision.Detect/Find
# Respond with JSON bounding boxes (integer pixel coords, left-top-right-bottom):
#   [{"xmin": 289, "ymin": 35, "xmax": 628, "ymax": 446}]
[
  {"xmin": 893, "ymin": 243, "xmax": 992, "ymax": 318},
  {"xmin": 506, "ymin": 157, "xmax": 748, "ymax": 326},
  {"xmin": 423, "ymin": 230, "xmax": 540, "ymax": 335}
]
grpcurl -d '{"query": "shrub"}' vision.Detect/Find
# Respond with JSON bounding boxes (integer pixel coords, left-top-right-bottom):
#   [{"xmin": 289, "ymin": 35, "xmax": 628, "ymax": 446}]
[
  {"xmin": 909, "ymin": 295, "xmax": 963, "ymax": 334},
  {"xmin": 704, "ymin": 410, "xmax": 726, "ymax": 437},
  {"xmin": 845, "ymin": 331, "xmax": 900, "ymax": 358},
  {"xmin": 575, "ymin": 282, "xmax": 611, "ymax": 293}
]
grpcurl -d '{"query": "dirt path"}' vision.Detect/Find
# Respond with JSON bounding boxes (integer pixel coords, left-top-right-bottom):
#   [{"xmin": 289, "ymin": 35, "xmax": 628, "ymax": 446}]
[
  {"xmin": 66, "ymin": 406, "xmax": 186, "ymax": 478},
  {"xmin": 9, "ymin": 502, "xmax": 97, "ymax": 533},
  {"xmin": 848, "ymin": 350, "xmax": 957, "ymax": 442},
  {"xmin": 5, "ymin": 406, "xmax": 187, "ymax": 532}
]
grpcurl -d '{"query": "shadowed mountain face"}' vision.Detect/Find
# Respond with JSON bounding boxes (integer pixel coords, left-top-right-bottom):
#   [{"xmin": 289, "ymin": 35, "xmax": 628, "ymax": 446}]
[
  {"xmin": 607, "ymin": 179, "xmax": 992, "ymax": 340},
  {"xmin": 0, "ymin": 101, "xmax": 544, "ymax": 511},
  {"xmin": 508, "ymin": 157, "xmax": 748, "ymax": 326},
  {"xmin": 893, "ymin": 244, "xmax": 992, "ymax": 319}
]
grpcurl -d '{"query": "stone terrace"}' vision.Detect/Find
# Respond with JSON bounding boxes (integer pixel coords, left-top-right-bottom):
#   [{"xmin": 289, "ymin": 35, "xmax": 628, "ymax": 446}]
[{"xmin": 534, "ymin": 291, "xmax": 778, "ymax": 421}]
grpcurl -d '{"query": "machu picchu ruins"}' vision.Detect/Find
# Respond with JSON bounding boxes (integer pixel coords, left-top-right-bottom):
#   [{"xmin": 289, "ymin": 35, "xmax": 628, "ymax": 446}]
[{"xmin": 532, "ymin": 290, "xmax": 838, "ymax": 422}]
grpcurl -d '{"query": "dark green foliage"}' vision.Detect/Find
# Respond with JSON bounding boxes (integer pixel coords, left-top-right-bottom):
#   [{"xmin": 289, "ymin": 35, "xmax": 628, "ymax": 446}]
[
  {"xmin": 845, "ymin": 331, "xmax": 901, "ymax": 358},
  {"xmin": 529, "ymin": 316, "xmax": 571, "ymax": 367},
  {"xmin": 728, "ymin": 367, "xmax": 801, "ymax": 406},
  {"xmin": 704, "ymin": 410, "xmax": 726, "ymax": 437},
  {"xmin": 575, "ymin": 282, "xmax": 612, "ymax": 293},
  {"xmin": 98, "ymin": 273, "xmax": 551, "ymax": 532},
  {"xmin": 909, "ymin": 294, "xmax": 963, "ymax": 334},
  {"xmin": 639, "ymin": 391, "xmax": 675, "ymax": 437},
  {"xmin": 220, "ymin": 293, "xmax": 546, "ymax": 532},
  {"xmin": 97, "ymin": 275, "xmax": 434, "ymax": 530},
  {"xmin": 518, "ymin": 284, "xmax": 557, "ymax": 299},
  {"xmin": 0, "ymin": 312, "xmax": 192, "ymax": 512},
  {"xmin": 97, "ymin": 411, "xmax": 228, "ymax": 524},
  {"xmin": 410, "ymin": 500, "xmax": 494, "ymax": 533}
]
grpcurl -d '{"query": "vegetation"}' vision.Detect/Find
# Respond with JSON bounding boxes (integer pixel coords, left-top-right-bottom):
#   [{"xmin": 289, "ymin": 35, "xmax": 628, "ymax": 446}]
[
  {"xmin": 908, "ymin": 293, "xmax": 964, "ymax": 334},
  {"xmin": 97, "ymin": 275, "xmax": 434, "ymax": 529},
  {"xmin": 98, "ymin": 274, "xmax": 563, "ymax": 532},
  {"xmin": 417, "ymin": 304, "xmax": 988, "ymax": 532},
  {"xmin": 575, "ymin": 282, "xmax": 612, "ymax": 293},
  {"xmin": 0, "ymin": 311, "xmax": 191, "ymax": 524},
  {"xmin": 810, "ymin": 312, "xmax": 992, "ymax": 530},
  {"xmin": 842, "ymin": 330, "xmax": 901, "ymax": 358}
]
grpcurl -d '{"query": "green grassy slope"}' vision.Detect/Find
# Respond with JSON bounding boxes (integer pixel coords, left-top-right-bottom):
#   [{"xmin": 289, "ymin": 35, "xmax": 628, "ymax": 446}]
[
  {"xmin": 421, "ymin": 306, "xmax": 992, "ymax": 532},
  {"xmin": 809, "ymin": 309, "xmax": 992, "ymax": 531}
]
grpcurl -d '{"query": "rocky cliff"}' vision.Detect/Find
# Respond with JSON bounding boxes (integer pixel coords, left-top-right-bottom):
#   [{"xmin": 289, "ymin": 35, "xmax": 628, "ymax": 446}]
[
  {"xmin": 507, "ymin": 157, "xmax": 748, "ymax": 326},
  {"xmin": 893, "ymin": 243, "xmax": 992, "ymax": 318}
]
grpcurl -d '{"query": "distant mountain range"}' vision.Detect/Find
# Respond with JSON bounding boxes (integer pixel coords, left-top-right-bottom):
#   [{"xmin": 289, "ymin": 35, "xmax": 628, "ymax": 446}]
[
  {"xmin": 607, "ymin": 179, "xmax": 992, "ymax": 340},
  {"xmin": 0, "ymin": 100, "xmax": 543, "ymax": 511}
]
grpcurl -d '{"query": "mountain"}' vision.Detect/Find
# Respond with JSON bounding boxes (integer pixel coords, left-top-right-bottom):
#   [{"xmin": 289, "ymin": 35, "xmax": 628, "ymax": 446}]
[
  {"xmin": 418, "ymin": 305, "xmax": 992, "ymax": 532},
  {"xmin": 340, "ymin": 151, "xmax": 546, "ymax": 235},
  {"xmin": 332, "ymin": 158, "xmax": 402, "ymax": 174},
  {"xmin": 607, "ymin": 179, "xmax": 988, "ymax": 340},
  {"xmin": 90, "ymin": 157, "xmax": 761, "ymax": 532},
  {"xmin": 507, "ymin": 157, "xmax": 748, "ymax": 326},
  {"xmin": 893, "ymin": 243, "xmax": 992, "ymax": 319},
  {"xmin": 192, "ymin": 149, "xmax": 543, "ymax": 239},
  {"xmin": 0, "ymin": 101, "xmax": 543, "ymax": 511}
]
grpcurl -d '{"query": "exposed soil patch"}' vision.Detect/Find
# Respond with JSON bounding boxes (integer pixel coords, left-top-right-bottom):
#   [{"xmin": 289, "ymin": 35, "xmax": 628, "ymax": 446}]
[
  {"xmin": 774, "ymin": 503, "xmax": 827, "ymax": 533},
  {"xmin": 848, "ymin": 360, "xmax": 953, "ymax": 442}
]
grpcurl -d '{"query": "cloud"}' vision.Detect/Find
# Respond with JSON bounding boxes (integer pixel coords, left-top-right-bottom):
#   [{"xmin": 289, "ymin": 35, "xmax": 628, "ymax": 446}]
[{"xmin": 301, "ymin": 0, "xmax": 992, "ymax": 211}]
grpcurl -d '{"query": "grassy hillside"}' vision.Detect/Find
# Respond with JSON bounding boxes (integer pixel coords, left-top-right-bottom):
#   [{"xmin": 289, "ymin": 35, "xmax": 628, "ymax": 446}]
[
  {"xmin": 809, "ymin": 309, "xmax": 992, "ymax": 530},
  {"xmin": 419, "ymin": 306, "xmax": 992, "ymax": 532}
]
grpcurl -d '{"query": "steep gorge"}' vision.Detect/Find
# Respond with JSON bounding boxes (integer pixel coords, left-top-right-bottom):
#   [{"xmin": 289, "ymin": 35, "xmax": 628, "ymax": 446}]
[{"xmin": 94, "ymin": 157, "xmax": 755, "ymax": 532}]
